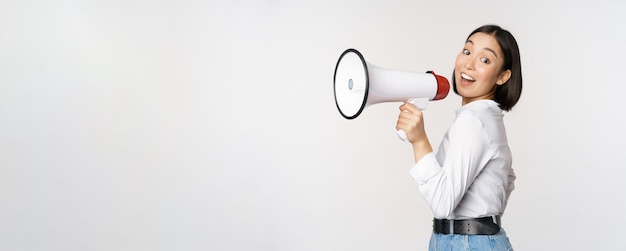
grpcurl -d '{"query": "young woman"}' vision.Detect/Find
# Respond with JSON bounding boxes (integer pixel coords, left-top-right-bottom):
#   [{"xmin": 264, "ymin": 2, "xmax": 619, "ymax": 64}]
[{"xmin": 396, "ymin": 25, "xmax": 522, "ymax": 250}]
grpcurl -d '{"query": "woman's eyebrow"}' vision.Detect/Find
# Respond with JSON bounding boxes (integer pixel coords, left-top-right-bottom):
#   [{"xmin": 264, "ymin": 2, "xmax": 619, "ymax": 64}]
[
  {"xmin": 483, "ymin": 47, "xmax": 498, "ymax": 58},
  {"xmin": 466, "ymin": 39, "xmax": 498, "ymax": 58}
]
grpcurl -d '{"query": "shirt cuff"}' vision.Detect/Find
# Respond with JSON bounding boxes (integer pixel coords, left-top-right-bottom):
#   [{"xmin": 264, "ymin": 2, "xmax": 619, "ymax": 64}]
[{"xmin": 409, "ymin": 152, "xmax": 442, "ymax": 185}]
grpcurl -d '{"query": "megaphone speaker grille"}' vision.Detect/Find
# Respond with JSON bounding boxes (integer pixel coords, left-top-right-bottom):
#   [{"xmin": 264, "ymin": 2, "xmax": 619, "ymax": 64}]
[{"xmin": 334, "ymin": 49, "xmax": 368, "ymax": 119}]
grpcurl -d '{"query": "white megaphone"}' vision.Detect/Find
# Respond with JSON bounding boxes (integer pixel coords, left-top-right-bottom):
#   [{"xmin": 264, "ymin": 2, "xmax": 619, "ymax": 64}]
[{"xmin": 333, "ymin": 48, "xmax": 450, "ymax": 141}]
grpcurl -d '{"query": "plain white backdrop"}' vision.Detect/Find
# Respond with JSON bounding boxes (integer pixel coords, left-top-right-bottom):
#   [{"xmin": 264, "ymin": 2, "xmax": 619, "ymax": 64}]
[{"xmin": 1, "ymin": 0, "xmax": 625, "ymax": 250}]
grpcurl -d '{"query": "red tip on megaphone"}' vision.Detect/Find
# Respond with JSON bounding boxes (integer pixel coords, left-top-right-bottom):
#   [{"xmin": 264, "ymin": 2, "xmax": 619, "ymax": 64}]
[{"xmin": 429, "ymin": 71, "xmax": 450, "ymax": 100}]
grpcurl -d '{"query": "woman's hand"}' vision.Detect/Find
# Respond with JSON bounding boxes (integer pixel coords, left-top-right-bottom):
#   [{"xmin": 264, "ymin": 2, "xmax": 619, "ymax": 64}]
[
  {"xmin": 396, "ymin": 101, "xmax": 433, "ymax": 162},
  {"xmin": 396, "ymin": 101, "xmax": 426, "ymax": 143}
]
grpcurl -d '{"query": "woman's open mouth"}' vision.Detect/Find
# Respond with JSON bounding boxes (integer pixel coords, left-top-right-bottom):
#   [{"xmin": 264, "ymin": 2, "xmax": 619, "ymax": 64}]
[{"xmin": 460, "ymin": 72, "xmax": 475, "ymax": 81}]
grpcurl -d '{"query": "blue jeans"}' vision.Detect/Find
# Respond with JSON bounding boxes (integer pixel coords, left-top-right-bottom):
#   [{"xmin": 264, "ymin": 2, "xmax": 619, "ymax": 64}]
[{"xmin": 428, "ymin": 228, "xmax": 513, "ymax": 251}]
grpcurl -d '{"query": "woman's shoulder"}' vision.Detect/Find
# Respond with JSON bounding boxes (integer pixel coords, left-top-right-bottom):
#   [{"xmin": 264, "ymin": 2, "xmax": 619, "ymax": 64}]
[
  {"xmin": 453, "ymin": 100, "xmax": 504, "ymax": 134},
  {"xmin": 453, "ymin": 100, "xmax": 507, "ymax": 143},
  {"xmin": 456, "ymin": 100, "xmax": 502, "ymax": 118}
]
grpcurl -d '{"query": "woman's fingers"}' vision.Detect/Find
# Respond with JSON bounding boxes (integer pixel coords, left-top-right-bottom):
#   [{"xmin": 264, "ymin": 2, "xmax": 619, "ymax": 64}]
[
  {"xmin": 399, "ymin": 101, "xmax": 421, "ymax": 114},
  {"xmin": 396, "ymin": 102, "xmax": 425, "ymax": 143}
]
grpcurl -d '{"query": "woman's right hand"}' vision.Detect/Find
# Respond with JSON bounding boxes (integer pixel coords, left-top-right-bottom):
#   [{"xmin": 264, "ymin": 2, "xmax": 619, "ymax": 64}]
[
  {"xmin": 396, "ymin": 101, "xmax": 433, "ymax": 161},
  {"xmin": 396, "ymin": 101, "xmax": 426, "ymax": 144}
]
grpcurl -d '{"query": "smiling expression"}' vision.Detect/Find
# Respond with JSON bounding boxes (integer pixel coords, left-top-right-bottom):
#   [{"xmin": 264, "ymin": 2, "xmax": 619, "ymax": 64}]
[{"xmin": 454, "ymin": 32, "xmax": 511, "ymax": 105}]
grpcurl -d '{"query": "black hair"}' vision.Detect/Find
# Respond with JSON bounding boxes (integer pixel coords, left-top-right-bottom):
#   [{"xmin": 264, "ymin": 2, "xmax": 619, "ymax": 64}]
[{"xmin": 452, "ymin": 24, "xmax": 522, "ymax": 111}]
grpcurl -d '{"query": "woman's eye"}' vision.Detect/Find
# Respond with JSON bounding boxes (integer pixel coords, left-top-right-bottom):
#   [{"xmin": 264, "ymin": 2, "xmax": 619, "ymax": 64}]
[
  {"xmin": 463, "ymin": 49, "xmax": 470, "ymax": 55},
  {"xmin": 480, "ymin": 57, "xmax": 490, "ymax": 64}
]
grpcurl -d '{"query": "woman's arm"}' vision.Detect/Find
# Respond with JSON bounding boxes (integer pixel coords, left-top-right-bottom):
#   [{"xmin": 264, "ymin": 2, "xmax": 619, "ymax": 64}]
[{"xmin": 408, "ymin": 114, "xmax": 492, "ymax": 218}]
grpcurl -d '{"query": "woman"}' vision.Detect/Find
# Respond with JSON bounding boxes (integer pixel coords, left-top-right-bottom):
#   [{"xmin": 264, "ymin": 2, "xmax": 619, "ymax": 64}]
[{"xmin": 396, "ymin": 25, "xmax": 522, "ymax": 250}]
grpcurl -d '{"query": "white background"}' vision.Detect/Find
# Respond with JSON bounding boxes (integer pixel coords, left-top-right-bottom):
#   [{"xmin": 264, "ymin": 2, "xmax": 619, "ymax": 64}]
[{"xmin": 1, "ymin": 0, "xmax": 625, "ymax": 250}]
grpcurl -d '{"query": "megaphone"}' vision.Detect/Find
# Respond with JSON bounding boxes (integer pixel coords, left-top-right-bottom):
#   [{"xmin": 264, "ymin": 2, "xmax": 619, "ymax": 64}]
[{"xmin": 333, "ymin": 48, "xmax": 450, "ymax": 141}]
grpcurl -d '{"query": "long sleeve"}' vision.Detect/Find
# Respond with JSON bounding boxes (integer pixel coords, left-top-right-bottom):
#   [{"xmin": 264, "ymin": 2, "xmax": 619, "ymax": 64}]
[{"xmin": 409, "ymin": 114, "xmax": 493, "ymax": 219}]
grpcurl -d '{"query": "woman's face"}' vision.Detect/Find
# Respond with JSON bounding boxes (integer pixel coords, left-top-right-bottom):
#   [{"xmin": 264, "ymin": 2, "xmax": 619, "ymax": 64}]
[{"xmin": 454, "ymin": 32, "xmax": 511, "ymax": 105}]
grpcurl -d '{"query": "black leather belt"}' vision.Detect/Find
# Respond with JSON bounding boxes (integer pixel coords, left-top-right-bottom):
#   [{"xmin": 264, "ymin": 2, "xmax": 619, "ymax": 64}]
[{"xmin": 433, "ymin": 216, "xmax": 501, "ymax": 235}]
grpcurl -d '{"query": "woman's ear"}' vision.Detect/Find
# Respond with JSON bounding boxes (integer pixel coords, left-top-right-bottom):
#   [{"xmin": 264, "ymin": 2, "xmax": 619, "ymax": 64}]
[{"xmin": 496, "ymin": 69, "xmax": 512, "ymax": 85}]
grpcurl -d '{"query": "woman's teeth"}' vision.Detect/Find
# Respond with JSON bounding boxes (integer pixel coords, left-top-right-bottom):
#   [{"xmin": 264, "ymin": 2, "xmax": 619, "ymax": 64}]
[{"xmin": 461, "ymin": 73, "xmax": 475, "ymax": 81}]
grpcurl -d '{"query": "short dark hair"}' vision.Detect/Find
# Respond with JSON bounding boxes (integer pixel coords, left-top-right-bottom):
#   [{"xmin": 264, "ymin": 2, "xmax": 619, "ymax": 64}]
[{"xmin": 452, "ymin": 24, "xmax": 523, "ymax": 111}]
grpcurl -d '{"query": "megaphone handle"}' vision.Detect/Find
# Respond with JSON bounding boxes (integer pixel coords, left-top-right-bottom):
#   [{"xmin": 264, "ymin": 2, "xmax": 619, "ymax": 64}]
[
  {"xmin": 397, "ymin": 98, "xmax": 428, "ymax": 141},
  {"xmin": 397, "ymin": 129, "xmax": 409, "ymax": 141}
]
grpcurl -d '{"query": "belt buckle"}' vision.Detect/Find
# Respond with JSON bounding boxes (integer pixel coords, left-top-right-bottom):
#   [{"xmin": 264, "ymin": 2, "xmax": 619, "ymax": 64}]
[
  {"xmin": 491, "ymin": 215, "xmax": 501, "ymax": 226},
  {"xmin": 448, "ymin": 219, "xmax": 454, "ymax": 235}
]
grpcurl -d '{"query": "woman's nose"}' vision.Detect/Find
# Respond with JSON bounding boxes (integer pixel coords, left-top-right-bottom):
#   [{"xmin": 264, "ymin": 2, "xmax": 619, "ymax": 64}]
[{"xmin": 463, "ymin": 57, "xmax": 475, "ymax": 70}]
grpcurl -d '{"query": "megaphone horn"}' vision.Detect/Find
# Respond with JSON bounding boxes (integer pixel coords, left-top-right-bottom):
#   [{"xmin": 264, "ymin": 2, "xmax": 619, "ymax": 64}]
[{"xmin": 333, "ymin": 48, "xmax": 450, "ymax": 141}]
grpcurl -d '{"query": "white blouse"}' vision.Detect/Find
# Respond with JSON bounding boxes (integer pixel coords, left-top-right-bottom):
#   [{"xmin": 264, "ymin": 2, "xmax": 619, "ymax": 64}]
[{"xmin": 410, "ymin": 100, "xmax": 516, "ymax": 220}]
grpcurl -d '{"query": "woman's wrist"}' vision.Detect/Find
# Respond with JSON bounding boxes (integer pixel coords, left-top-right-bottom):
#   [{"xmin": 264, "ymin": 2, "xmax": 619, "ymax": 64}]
[{"xmin": 412, "ymin": 137, "xmax": 433, "ymax": 163}]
